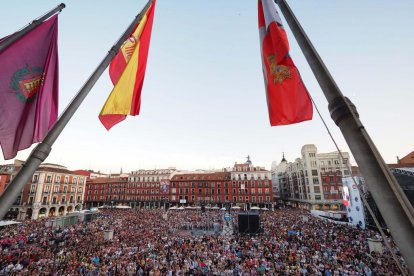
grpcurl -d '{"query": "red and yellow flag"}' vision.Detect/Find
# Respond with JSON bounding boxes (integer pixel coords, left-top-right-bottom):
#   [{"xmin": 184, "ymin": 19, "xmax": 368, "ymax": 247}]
[
  {"xmin": 99, "ymin": 0, "xmax": 156, "ymax": 130},
  {"xmin": 258, "ymin": 0, "xmax": 312, "ymax": 126}
]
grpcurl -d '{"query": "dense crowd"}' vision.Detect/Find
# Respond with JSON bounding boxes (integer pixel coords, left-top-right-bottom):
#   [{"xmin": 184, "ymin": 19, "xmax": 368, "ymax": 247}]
[{"xmin": 0, "ymin": 208, "xmax": 409, "ymax": 275}]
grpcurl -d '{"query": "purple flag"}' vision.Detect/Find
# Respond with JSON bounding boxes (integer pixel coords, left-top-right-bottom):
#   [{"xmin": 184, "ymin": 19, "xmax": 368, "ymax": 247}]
[{"xmin": 0, "ymin": 15, "xmax": 59, "ymax": 160}]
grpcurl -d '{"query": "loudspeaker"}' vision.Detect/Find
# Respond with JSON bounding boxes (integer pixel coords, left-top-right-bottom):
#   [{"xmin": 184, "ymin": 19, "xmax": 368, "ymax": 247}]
[{"xmin": 238, "ymin": 212, "xmax": 260, "ymax": 234}]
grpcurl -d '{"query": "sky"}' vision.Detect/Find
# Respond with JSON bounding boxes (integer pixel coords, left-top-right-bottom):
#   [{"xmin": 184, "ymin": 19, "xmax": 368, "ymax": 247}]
[{"xmin": 1, "ymin": 0, "xmax": 413, "ymax": 173}]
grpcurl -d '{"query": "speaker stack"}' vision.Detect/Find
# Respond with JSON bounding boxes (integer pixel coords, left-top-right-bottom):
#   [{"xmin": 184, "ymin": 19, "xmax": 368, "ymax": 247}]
[{"xmin": 238, "ymin": 212, "xmax": 261, "ymax": 235}]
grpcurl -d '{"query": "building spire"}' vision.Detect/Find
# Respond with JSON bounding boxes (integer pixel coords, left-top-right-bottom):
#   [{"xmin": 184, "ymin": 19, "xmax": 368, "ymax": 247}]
[
  {"xmin": 245, "ymin": 155, "xmax": 252, "ymax": 165},
  {"xmin": 281, "ymin": 152, "xmax": 287, "ymax": 163}
]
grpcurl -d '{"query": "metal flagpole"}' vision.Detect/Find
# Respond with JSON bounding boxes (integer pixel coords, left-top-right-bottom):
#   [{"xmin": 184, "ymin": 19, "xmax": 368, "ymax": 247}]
[
  {"xmin": 0, "ymin": 0, "xmax": 153, "ymax": 220},
  {"xmin": 0, "ymin": 3, "xmax": 66, "ymax": 53},
  {"xmin": 275, "ymin": 0, "xmax": 414, "ymax": 272}
]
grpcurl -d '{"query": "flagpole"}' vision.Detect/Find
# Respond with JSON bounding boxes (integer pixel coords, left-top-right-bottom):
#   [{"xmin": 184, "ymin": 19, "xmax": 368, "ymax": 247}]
[
  {"xmin": 0, "ymin": 3, "xmax": 66, "ymax": 53},
  {"xmin": 275, "ymin": 0, "xmax": 414, "ymax": 272},
  {"xmin": 0, "ymin": 0, "xmax": 153, "ymax": 220}
]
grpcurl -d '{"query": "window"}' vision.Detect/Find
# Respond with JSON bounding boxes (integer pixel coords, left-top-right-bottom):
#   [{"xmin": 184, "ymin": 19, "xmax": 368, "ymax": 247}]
[
  {"xmin": 312, "ymin": 178, "xmax": 319, "ymax": 184},
  {"xmin": 64, "ymin": 176, "xmax": 69, "ymax": 184},
  {"xmin": 72, "ymin": 177, "xmax": 77, "ymax": 184},
  {"xmin": 46, "ymin": 175, "xmax": 52, "ymax": 183},
  {"xmin": 32, "ymin": 175, "xmax": 39, "ymax": 183},
  {"xmin": 53, "ymin": 186, "xmax": 59, "ymax": 193},
  {"xmin": 309, "ymin": 153, "xmax": 316, "ymax": 158},
  {"xmin": 315, "ymin": 195, "xmax": 321, "ymax": 200},
  {"xmin": 55, "ymin": 176, "xmax": 61, "ymax": 183},
  {"xmin": 311, "ymin": 170, "xmax": 318, "ymax": 176},
  {"xmin": 45, "ymin": 185, "xmax": 50, "ymax": 193},
  {"xmin": 30, "ymin": 185, "xmax": 36, "ymax": 193}
]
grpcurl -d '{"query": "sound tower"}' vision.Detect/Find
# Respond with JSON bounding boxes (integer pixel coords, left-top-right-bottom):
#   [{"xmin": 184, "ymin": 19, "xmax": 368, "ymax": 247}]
[{"xmin": 238, "ymin": 212, "xmax": 260, "ymax": 235}]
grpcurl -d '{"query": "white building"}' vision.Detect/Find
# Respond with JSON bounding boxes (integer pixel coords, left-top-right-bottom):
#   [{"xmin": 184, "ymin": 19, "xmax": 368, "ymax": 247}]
[
  {"xmin": 272, "ymin": 144, "xmax": 351, "ymax": 210},
  {"xmin": 1, "ymin": 161, "xmax": 87, "ymax": 220}
]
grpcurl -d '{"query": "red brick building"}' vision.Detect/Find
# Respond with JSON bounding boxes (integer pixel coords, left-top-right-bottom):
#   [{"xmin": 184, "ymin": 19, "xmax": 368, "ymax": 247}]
[
  {"xmin": 229, "ymin": 157, "xmax": 273, "ymax": 208},
  {"xmin": 169, "ymin": 171, "xmax": 230, "ymax": 206},
  {"xmin": 85, "ymin": 169, "xmax": 174, "ymax": 208},
  {"xmin": 399, "ymin": 151, "xmax": 414, "ymax": 164},
  {"xmin": 320, "ymin": 171, "xmax": 343, "ymax": 201},
  {"xmin": 84, "ymin": 161, "xmax": 274, "ymax": 209}
]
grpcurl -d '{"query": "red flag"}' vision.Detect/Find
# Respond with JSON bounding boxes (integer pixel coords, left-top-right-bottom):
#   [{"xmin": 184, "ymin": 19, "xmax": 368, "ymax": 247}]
[
  {"xmin": 258, "ymin": 0, "xmax": 312, "ymax": 126},
  {"xmin": 0, "ymin": 16, "xmax": 59, "ymax": 160}
]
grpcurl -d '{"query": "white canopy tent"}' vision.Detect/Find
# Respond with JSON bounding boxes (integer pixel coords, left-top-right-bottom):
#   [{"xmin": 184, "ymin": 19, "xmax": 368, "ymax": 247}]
[{"xmin": 0, "ymin": 220, "xmax": 22, "ymax": 227}]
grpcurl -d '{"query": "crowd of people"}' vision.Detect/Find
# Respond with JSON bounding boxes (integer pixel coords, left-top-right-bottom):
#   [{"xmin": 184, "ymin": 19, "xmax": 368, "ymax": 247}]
[{"xmin": 0, "ymin": 208, "xmax": 409, "ymax": 275}]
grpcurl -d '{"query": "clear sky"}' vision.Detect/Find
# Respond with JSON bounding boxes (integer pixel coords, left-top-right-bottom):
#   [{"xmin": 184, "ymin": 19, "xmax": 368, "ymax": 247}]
[{"xmin": 1, "ymin": 0, "xmax": 413, "ymax": 173}]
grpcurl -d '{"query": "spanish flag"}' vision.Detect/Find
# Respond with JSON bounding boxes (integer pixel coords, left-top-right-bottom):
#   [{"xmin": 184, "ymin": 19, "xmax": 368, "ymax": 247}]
[{"xmin": 99, "ymin": 0, "xmax": 156, "ymax": 130}]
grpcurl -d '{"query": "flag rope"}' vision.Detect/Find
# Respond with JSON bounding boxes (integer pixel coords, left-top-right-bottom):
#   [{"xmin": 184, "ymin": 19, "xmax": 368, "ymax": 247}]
[{"xmin": 309, "ymin": 94, "xmax": 407, "ymax": 275}]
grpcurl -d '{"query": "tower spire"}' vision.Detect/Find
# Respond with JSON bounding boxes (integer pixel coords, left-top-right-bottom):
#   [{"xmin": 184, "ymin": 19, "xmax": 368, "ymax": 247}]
[{"xmin": 281, "ymin": 152, "xmax": 287, "ymax": 162}]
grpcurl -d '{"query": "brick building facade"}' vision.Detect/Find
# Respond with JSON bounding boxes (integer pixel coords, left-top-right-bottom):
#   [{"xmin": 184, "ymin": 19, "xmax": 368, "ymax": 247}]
[
  {"xmin": 84, "ymin": 159, "xmax": 273, "ymax": 209},
  {"xmin": 85, "ymin": 169, "xmax": 175, "ymax": 209}
]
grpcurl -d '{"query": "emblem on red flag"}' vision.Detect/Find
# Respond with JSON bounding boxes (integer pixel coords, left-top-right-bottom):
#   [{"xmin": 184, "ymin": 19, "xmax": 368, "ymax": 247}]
[
  {"xmin": 267, "ymin": 54, "xmax": 291, "ymax": 84},
  {"xmin": 10, "ymin": 66, "xmax": 44, "ymax": 103}
]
